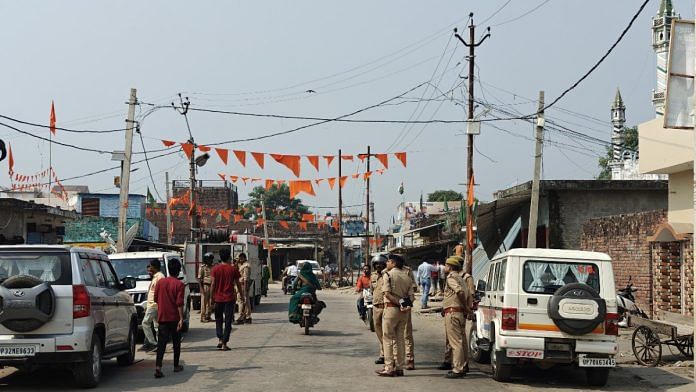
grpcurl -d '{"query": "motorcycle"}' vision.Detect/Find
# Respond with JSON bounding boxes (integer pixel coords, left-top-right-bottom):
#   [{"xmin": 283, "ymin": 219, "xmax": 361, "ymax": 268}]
[
  {"xmin": 297, "ymin": 292, "xmax": 325, "ymax": 335},
  {"xmin": 282, "ymin": 275, "xmax": 295, "ymax": 295},
  {"xmin": 362, "ymin": 288, "xmax": 374, "ymax": 332},
  {"xmin": 617, "ymin": 276, "xmax": 648, "ymax": 327}
]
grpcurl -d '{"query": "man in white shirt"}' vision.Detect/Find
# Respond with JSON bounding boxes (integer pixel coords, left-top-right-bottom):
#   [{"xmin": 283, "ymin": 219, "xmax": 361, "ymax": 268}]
[
  {"xmin": 416, "ymin": 258, "xmax": 433, "ymax": 309},
  {"xmin": 142, "ymin": 259, "xmax": 165, "ymax": 351}
]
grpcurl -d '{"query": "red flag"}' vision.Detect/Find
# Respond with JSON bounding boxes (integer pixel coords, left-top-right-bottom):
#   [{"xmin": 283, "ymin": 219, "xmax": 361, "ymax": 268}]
[
  {"xmin": 162, "ymin": 140, "xmax": 176, "ymax": 147},
  {"xmin": 306, "ymin": 155, "xmax": 320, "ymax": 171},
  {"xmin": 251, "ymin": 152, "xmax": 265, "ymax": 168},
  {"xmin": 7, "ymin": 143, "xmax": 14, "ymax": 176},
  {"xmin": 395, "ymin": 152, "xmax": 407, "ymax": 167},
  {"xmin": 323, "ymin": 155, "xmax": 335, "ymax": 166},
  {"xmin": 279, "ymin": 221, "xmax": 289, "ymax": 229},
  {"xmin": 375, "ymin": 154, "xmax": 389, "ymax": 169},
  {"xmin": 215, "ymin": 148, "xmax": 229, "ymax": 165},
  {"xmin": 234, "ymin": 150, "xmax": 247, "ymax": 167},
  {"xmin": 49, "ymin": 101, "xmax": 56, "ymax": 136},
  {"xmin": 181, "ymin": 143, "xmax": 195, "ymax": 159}
]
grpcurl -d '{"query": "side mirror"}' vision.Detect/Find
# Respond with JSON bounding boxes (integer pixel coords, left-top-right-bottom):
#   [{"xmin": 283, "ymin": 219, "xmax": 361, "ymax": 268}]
[
  {"xmin": 476, "ymin": 279, "xmax": 486, "ymax": 292},
  {"xmin": 121, "ymin": 276, "xmax": 137, "ymax": 290}
]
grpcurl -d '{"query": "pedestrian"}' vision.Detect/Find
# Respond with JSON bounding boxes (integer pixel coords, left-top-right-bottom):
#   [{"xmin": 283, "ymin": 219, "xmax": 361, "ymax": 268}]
[
  {"xmin": 437, "ymin": 261, "xmax": 446, "ymax": 296},
  {"xmin": 153, "ymin": 259, "xmax": 185, "ymax": 378},
  {"xmin": 441, "ymin": 256, "xmax": 473, "ymax": 378},
  {"xmin": 429, "ymin": 260, "xmax": 439, "ymax": 296},
  {"xmin": 439, "ymin": 255, "xmax": 476, "ymax": 371},
  {"xmin": 235, "ymin": 253, "xmax": 253, "ymax": 325},
  {"xmin": 416, "ymin": 257, "xmax": 432, "ymax": 309},
  {"xmin": 370, "ymin": 255, "xmax": 388, "ymax": 365},
  {"xmin": 261, "ymin": 260, "xmax": 270, "ymax": 297},
  {"xmin": 403, "ymin": 263, "xmax": 417, "ymax": 370},
  {"xmin": 376, "ymin": 253, "xmax": 414, "ymax": 377},
  {"xmin": 210, "ymin": 247, "xmax": 242, "ymax": 351},
  {"xmin": 355, "ymin": 264, "xmax": 371, "ymax": 320},
  {"xmin": 142, "ymin": 259, "xmax": 165, "ymax": 352},
  {"xmin": 198, "ymin": 252, "xmax": 214, "ymax": 323}
]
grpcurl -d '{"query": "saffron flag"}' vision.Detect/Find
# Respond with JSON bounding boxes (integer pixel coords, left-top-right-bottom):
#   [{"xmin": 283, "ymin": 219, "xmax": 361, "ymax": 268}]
[
  {"xmin": 375, "ymin": 153, "xmax": 389, "ymax": 169},
  {"xmin": 288, "ymin": 180, "xmax": 315, "ymax": 199},
  {"xmin": 234, "ymin": 150, "xmax": 247, "ymax": 167},
  {"xmin": 162, "ymin": 140, "xmax": 176, "ymax": 147},
  {"xmin": 251, "ymin": 152, "xmax": 265, "ymax": 168},
  {"xmin": 265, "ymin": 179, "xmax": 274, "ymax": 190},
  {"xmin": 395, "ymin": 152, "xmax": 407, "ymax": 167},
  {"xmin": 339, "ymin": 176, "xmax": 348, "ymax": 188},
  {"xmin": 50, "ymin": 101, "xmax": 56, "ymax": 136},
  {"xmin": 327, "ymin": 177, "xmax": 336, "ymax": 190},
  {"xmin": 197, "ymin": 145, "xmax": 211, "ymax": 152},
  {"xmin": 215, "ymin": 148, "xmax": 229, "ymax": 165},
  {"xmin": 181, "ymin": 143, "xmax": 195, "ymax": 159},
  {"xmin": 271, "ymin": 154, "xmax": 301, "ymax": 177},
  {"xmin": 323, "ymin": 155, "xmax": 335, "ymax": 166},
  {"xmin": 307, "ymin": 155, "xmax": 320, "ymax": 171}
]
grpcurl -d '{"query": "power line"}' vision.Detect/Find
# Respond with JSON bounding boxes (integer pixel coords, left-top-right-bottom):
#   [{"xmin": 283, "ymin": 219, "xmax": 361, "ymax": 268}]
[
  {"xmin": 492, "ymin": 0, "xmax": 553, "ymax": 27},
  {"xmin": 0, "ymin": 114, "xmax": 127, "ymax": 134},
  {"xmin": 0, "ymin": 121, "xmax": 111, "ymax": 154},
  {"xmin": 480, "ymin": 0, "xmax": 513, "ymax": 25}
]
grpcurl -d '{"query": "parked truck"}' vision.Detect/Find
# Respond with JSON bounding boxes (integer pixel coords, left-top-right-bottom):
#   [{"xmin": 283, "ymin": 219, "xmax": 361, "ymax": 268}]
[{"xmin": 184, "ymin": 233, "xmax": 264, "ymax": 310}]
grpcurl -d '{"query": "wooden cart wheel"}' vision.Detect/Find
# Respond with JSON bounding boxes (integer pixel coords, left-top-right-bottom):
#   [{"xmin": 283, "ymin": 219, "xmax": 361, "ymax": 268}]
[
  {"xmin": 675, "ymin": 335, "xmax": 693, "ymax": 358},
  {"xmin": 632, "ymin": 325, "xmax": 662, "ymax": 367}
]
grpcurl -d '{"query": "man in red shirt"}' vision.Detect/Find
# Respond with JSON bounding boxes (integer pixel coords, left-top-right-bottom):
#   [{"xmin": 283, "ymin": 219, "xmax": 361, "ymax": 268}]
[
  {"xmin": 355, "ymin": 264, "xmax": 372, "ymax": 320},
  {"xmin": 210, "ymin": 247, "xmax": 242, "ymax": 351},
  {"xmin": 153, "ymin": 259, "xmax": 185, "ymax": 378}
]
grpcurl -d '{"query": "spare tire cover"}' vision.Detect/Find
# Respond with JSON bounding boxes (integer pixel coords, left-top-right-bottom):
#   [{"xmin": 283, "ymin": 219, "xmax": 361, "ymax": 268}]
[
  {"xmin": 547, "ymin": 283, "xmax": 606, "ymax": 335},
  {"xmin": 0, "ymin": 275, "xmax": 56, "ymax": 333}
]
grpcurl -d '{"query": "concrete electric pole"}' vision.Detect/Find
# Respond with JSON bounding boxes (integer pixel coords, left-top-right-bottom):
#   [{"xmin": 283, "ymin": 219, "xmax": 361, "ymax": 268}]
[
  {"xmin": 528, "ymin": 91, "xmax": 545, "ymax": 248},
  {"xmin": 117, "ymin": 88, "xmax": 137, "ymax": 253}
]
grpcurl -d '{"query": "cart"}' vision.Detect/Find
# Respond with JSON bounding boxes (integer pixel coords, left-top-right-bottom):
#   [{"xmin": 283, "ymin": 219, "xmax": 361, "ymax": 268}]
[{"xmin": 631, "ymin": 310, "xmax": 694, "ymax": 367}]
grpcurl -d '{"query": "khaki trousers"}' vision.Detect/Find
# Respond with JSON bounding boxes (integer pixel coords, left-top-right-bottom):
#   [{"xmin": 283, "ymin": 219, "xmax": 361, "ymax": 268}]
[
  {"xmin": 382, "ymin": 307, "xmax": 409, "ymax": 372},
  {"xmin": 374, "ymin": 306, "xmax": 384, "ymax": 357},
  {"xmin": 405, "ymin": 311, "xmax": 414, "ymax": 362},
  {"xmin": 444, "ymin": 312, "xmax": 468, "ymax": 373},
  {"xmin": 237, "ymin": 282, "xmax": 251, "ymax": 319},
  {"xmin": 200, "ymin": 284, "xmax": 212, "ymax": 321}
]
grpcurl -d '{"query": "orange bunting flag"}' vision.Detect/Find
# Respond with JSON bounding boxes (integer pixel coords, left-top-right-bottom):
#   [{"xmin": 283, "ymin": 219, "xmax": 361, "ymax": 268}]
[
  {"xmin": 358, "ymin": 154, "xmax": 368, "ymax": 161},
  {"xmin": 50, "ymin": 101, "xmax": 56, "ymax": 136},
  {"xmin": 218, "ymin": 173, "xmax": 227, "ymax": 182},
  {"xmin": 314, "ymin": 178, "xmax": 324, "ymax": 186},
  {"xmin": 302, "ymin": 214, "xmax": 315, "ymax": 222},
  {"xmin": 327, "ymin": 177, "xmax": 336, "ymax": 190},
  {"xmin": 234, "ymin": 214, "xmax": 242, "ymax": 223},
  {"xmin": 265, "ymin": 179, "xmax": 274, "ymax": 190},
  {"xmin": 271, "ymin": 154, "xmax": 301, "ymax": 177},
  {"xmin": 251, "ymin": 152, "xmax": 265, "ymax": 168},
  {"xmin": 251, "ymin": 178, "xmax": 261, "ymax": 183},
  {"xmin": 323, "ymin": 155, "xmax": 335, "ymax": 166},
  {"xmin": 332, "ymin": 220, "xmax": 339, "ymax": 230},
  {"xmin": 375, "ymin": 153, "xmax": 389, "ymax": 169},
  {"xmin": 317, "ymin": 221, "xmax": 326, "ymax": 229},
  {"xmin": 341, "ymin": 155, "xmax": 354, "ymax": 161},
  {"xmin": 363, "ymin": 171, "xmax": 372, "ymax": 180},
  {"xmin": 229, "ymin": 175, "xmax": 238, "ymax": 183},
  {"xmin": 162, "ymin": 140, "xmax": 176, "ymax": 147},
  {"xmin": 351, "ymin": 173, "xmax": 360, "ymax": 179},
  {"xmin": 220, "ymin": 210, "xmax": 231, "ymax": 220},
  {"xmin": 241, "ymin": 177, "xmax": 249, "ymax": 185},
  {"xmin": 307, "ymin": 155, "xmax": 320, "ymax": 171},
  {"xmin": 279, "ymin": 221, "xmax": 289, "ymax": 229},
  {"xmin": 339, "ymin": 176, "xmax": 348, "ymax": 188},
  {"xmin": 198, "ymin": 145, "xmax": 211, "ymax": 152},
  {"xmin": 234, "ymin": 150, "xmax": 247, "ymax": 167},
  {"xmin": 395, "ymin": 152, "xmax": 407, "ymax": 167},
  {"xmin": 181, "ymin": 143, "xmax": 195, "ymax": 159},
  {"xmin": 215, "ymin": 148, "xmax": 229, "ymax": 165},
  {"xmin": 7, "ymin": 143, "xmax": 14, "ymax": 176},
  {"xmin": 299, "ymin": 222, "xmax": 308, "ymax": 231},
  {"xmin": 288, "ymin": 180, "xmax": 315, "ymax": 199}
]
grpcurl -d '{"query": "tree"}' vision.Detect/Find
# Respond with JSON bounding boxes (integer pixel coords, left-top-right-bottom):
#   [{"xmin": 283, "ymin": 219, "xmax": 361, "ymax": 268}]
[
  {"xmin": 243, "ymin": 184, "xmax": 311, "ymax": 221},
  {"xmin": 427, "ymin": 190, "xmax": 463, "ymax": 202},
  {"xmin": 597, "ymin": 126, "xmax": 638, "ymax": 180}
]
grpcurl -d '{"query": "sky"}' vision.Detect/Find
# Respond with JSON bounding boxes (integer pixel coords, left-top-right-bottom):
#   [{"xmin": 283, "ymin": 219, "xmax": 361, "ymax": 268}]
[{"xmin": 0, "ymin": 0, "xmax": 692, "ymax": 230}]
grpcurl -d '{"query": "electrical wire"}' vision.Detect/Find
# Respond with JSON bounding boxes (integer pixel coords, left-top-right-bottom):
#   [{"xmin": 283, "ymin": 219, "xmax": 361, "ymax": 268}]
[
  {"xmin": 480, "ymin": 0, "xmax": 513, "ymax": 25},
  {"xmin": 0, "ymin": 114, "xmax": 127, "ymax": 133},
  {"xmin": 492, "ymin": 0, "xmax": 553, "ymax": 27}
]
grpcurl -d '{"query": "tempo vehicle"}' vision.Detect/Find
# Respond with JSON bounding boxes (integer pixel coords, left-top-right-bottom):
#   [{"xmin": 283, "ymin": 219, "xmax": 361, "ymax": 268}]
[
  {"xmin": 0, "ymin": 246, "xmax": 137, "ymax": 388},
  {"xmin": 469, "ymin": 249, "xmax": 618, "ymax": 387}
]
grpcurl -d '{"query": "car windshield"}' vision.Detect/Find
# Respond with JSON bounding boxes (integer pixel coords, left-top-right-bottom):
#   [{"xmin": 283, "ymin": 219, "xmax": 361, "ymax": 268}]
[
  {"xmin": 522, "ymin": 260, "xmax": 600, "ymax": 294},
  {"xmin": 110, "ymin": 258, "xmax": 162, "ymax": 281},
  {"xmin": 0, "ymin": 252, "xmax": 72, "ymax": 285}
]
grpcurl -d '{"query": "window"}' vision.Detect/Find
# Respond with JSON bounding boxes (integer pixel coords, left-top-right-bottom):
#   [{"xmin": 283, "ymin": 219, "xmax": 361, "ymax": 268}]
[
  {"xmin": 0, "ymin": 252, "xmax": 72, "ymax": 285},
  {"xmin": 492, "ymin": 262, "xmax": 501, "ymax": 291},
  {"xmin": 81, "ymin": 198, "xmax": 100, "ymax": 217},
  {"xmin": 78, "ymin": 258, "xmax": 97, "ymax": 286},
  {"xmin": 523, "ymin": 260, "xmax": 600, "ymax": 294},
  {"xmin": 498, "ymin": 259, "xmax": 507, "ymax": 291},
  {"xmin": 485, "ymin": 264, "xmax": 495, "ymax": 291},
  {"xmin": 100, "ymin": 261, "xmax": 120, "ymax": 289},
  {"xmin": 89, "ymin": 259, "xmax": 106, "ymax": 287}
]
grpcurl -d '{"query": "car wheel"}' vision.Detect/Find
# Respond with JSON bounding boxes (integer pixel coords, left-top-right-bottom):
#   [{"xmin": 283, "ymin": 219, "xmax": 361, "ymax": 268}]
[
  {"xmin": 74, "ymin": 333, "xmax": 102, "ymax": 388},
  {"xmin": 585, "ymin": 367, "xmax": 610, "ymax": 386},
  {"xmin": 491, "ymin": 344, "xmax": 512, "ymax": 381},
  {"xmin": 548, "ymin": 283, "xmax": 606, "ymax": 335},
  {"xmin": 469, "ymin": 326, "xmax": 489, "ymax": 364},
  {"xmin": 117, "ymin": 323, "xmax": 136, "ymax": 366},
  {"xmin": 0, "ymin": 275, "xmax": 56, "ymax": 333}
]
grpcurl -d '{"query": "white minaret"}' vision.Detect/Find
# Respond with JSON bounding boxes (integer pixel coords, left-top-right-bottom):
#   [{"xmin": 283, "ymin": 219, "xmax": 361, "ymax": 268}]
[
  {"xmin": 652, "ymin": 0, "xmax": 678, "ymax": 117},
  {"xmin": 610, "ymin": 89, "xmax": 626, "ymax": 180}
]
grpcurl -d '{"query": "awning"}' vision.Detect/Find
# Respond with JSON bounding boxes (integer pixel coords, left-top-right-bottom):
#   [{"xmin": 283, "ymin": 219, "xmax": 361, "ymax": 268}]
[
  {"xmin": 393, "ymin": 222, "xmax": 444, "ymax": 237},
  {"xmin": 476, "ymin": 194, "xmax": 529, "ymax": 259}
]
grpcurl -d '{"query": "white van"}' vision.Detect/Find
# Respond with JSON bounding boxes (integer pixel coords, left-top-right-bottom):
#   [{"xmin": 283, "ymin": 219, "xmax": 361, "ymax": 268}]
[{"xmin": 470, "ymin": 249, "xmax": 618, "ymax": 387}]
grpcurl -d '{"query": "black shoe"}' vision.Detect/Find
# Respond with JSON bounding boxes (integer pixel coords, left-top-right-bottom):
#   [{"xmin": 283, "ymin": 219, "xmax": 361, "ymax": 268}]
[
  {"xmin": 437, "ymin": 362, "xmax": 453, "ymax": 370},
  {"xmin": 375, "ymin": 357, "xmax": 385, "ymax": 364},
  {"xmin": 395, "ymin": 370, "xmax": 404, "ymax": 377},
  {"xmin": 233, "ymin": 319, "xmax": 245, "ymax": 325},
  {"xmin": 445, "ymin": 371, "xmax": 465, "ymax": 379},
  {"xmin": 244, "ymin": 318, "xmax": 252, "ymax": 324}
]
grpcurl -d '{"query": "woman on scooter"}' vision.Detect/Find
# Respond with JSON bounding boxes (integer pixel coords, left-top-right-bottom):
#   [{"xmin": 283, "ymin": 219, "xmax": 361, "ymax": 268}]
[{"xmin": 288, "ymin": 262, "xmax": 323, "ymax": 323}]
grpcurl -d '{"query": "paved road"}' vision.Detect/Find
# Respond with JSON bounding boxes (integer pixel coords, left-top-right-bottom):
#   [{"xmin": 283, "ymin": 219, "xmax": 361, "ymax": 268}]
[{"xmin": 0, "ymin": 283, "xmax": 692, "ymax": 391}]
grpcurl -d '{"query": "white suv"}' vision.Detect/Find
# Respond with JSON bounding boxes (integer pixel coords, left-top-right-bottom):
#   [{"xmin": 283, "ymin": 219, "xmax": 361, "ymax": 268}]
[
  {"xmin": 0, "ymin": 246, "xmax": 137, "ymax": 388},
  {"xmin": 470, "ymin": 249, "xmax": 618, "ymax": 386}
]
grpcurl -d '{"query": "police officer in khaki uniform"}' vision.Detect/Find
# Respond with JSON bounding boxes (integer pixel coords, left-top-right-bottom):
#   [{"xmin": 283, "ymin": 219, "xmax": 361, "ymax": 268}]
[
  {"xmin": 370, "ymin": 255, "xmax": 388, "ymax": 364},
  {"xmin": 198, "ymin": 253, "xmax": 214, "ymax": 322},
  {"xmin": 376, "ymin": 254, "xmax": 414, "ymax": 377},
  {"xmin": 403, "ymin": 264, "xmax": 417, "ymax": 370},
  {"xmin": 235, "ymin": 253, "xmax": 252, "ymax": 325},
  {"xmin": 442, "ymin": 256, "xmax": 473, "ymax": 378}
]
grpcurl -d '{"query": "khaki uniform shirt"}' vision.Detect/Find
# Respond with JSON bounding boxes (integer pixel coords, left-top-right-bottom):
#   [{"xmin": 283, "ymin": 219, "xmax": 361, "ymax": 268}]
[
  {"xmin": 382, "ymin": 267, "xmax": 414, "ymax": 304},
  {"xmin": 239, "ymin": 261, "xmax": 250, "ymax": 283},
  {"xmin": 443, "ymin": 271, "xmax": 466, "ymax": 309},
  {"xmin": 198, "ymin": 264, "xmax": 212, "ymax": 285},
  {"xmin": 371, "ymin": 271, "xmax": 385, "ymax": 305}
]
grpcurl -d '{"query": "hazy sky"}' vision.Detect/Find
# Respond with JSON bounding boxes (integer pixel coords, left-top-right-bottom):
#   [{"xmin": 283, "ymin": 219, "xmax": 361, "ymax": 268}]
[{"xmin": 1, "ymin": 0, "xmax": 691, "ymax": 229}]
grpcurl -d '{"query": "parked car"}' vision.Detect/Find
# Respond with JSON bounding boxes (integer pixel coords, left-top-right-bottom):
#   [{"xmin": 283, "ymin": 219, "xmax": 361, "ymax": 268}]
[
  {"xmin": 469, "ymin": 248, "xmax": 618, "ymax": 387},
  {"xmin": 0, "ymin": 245, "xmax": 137, "ymax": 388},
  {"xmin": 296, "ymin": 260, "xmax": 322, "ymax": 280},
  {"xmin": 108, "ymin": 252, "xmax": 191, "ymax": 333}
]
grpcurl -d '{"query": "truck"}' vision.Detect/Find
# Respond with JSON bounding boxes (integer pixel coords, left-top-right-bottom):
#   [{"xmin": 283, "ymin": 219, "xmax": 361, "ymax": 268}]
[{"xmin": 184, "ymin": 233, "xmax": 264, "ymax": 310}]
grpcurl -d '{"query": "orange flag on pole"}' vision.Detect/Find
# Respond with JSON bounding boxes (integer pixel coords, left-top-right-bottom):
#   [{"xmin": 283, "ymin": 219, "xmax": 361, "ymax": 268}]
[
  {"xmin": 50, "ymin": 101, "xmax": 56, "ymax": 136},
  {"xmin": 395, "ymin": 152, "xmax": 407, "ymax": 167},
  {"xmin": 215, "ymin": 148, "xmax": 229, "ymax": 165},
  {"xmin": 271, "ymin": 154, "xmax": 301, "ymax": 177},
  {"xmin": 234, "ymin": 150, "xmax": 247, "ymax": 167},
  {"xmin": 306, "ymin": 155, "xmax": 320, "ymax": 171},
  {"xmin": 375, "ymin": 154, "xmax": 389, "ymax": 169}
]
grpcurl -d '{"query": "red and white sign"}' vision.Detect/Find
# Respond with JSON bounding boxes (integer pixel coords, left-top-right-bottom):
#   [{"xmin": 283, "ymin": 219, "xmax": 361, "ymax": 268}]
[{"xmin": 506, "ymin": 349, "xmax": 544, "ymax": 359}]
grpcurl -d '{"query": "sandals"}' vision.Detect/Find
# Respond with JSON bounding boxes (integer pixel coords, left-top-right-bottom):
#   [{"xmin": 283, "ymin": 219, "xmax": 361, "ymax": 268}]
[
  {"xmin": 155, "ymin": 366, "xmax": 184, "ymax": 378},
  {"xmin": 174, "ymin": 365, "xmax": 184, "ymax": 373}
]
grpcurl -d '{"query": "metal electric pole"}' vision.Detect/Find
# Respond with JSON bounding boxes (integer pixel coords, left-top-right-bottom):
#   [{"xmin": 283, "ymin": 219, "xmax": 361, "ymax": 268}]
[
  {"xmin": 165, "ymin": 171, "xmax": 172, "ymax": 245},
  {"xmin": 117, "ymin": 88, "xmax": 137, "ymax": 253},
  {"xmin": 455, "ymin": 13, "xmax": 490, "ymax": 275},
  {"xmin": 261, "ymin": 198, "xmax": 273, "ymax": 280},
  {"xmin": 528, "ymin": 91, "xmax": 545, "ymax": 248},
  {"xmin": 338, "ymin": 149, "xmax": 344, "ymax": 280},
  {"xmin": 365, "ymin": 145, "xmax": 371, "ymax": 266}
]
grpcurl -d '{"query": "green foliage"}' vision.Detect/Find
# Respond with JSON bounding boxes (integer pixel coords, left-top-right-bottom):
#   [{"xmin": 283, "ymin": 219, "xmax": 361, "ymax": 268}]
[
  {"xmin": 243, "ymin": 184, "xmax": 310, "ymax": 221},
  {"xmin": 596, "ymin": 126, "xmax": 638, "ymax": 180},
  {"xmin": 427, "ymin": 190, "xmax": 463, "ymax": 202}
]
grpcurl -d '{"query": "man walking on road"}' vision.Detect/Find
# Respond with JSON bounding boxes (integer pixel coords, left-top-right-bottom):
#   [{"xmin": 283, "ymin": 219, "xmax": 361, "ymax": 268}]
[
  {"xmin": 376, "ymin": 253, "xmax": 414, "ymax": 377},
  {"xmin": 211, "ymin": 247, "xmax": 242, "ymax": 351},
  {"xmin": 441, "ymin": 256, "xmax": 473, "ymax": 378},
  {"xmin": 142, "ymin": 259, "xmax": 164, "ymax": 351},
  {"xmin": 153, "ymin": 259, "xmax": 185, "ymax": 378},
  {"xmin": 198, "ymin": 253, "xmax": 214, "ymax": 322},
  {"xmin": 370, "ymin": 255, "xmax": 388, "ymax": 365},
  {"xmin": 235, "ymin": 253, "xmax": 252, "ymax": 325},
  {"xmin": 416, "ymin": 258, "xmax": 432, "ymax": 309}
]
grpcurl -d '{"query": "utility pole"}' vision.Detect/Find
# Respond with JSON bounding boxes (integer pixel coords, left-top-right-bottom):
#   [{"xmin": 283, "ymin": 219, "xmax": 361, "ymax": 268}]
[
  {"xmin": 261, "ymin": 198, "xmax": 273, "ymax": 280},
  {"xmin": 173, "ymin": 94, "xmax": 198, "ymax": 242},
  {"xmin": 365, "ymin": 145, "xmax": 371, "ymax": 266},
  {"xmin": 117, "ymin": 88, "xmax": 137, "ymax": 253},
  {"xmin": 338, "ymin": 149, "xmax": 344, "ymax": 281},
  {"xmin": 455, "ymin": 13, "xmax": 490, "ymax": 275},
  {"xmin": 165, "ymin": 171, "xmax": 172, "ymax": 245},
  {"xmin": 528, "ymin": 91, "xmax": 545, "ymax": 248}
]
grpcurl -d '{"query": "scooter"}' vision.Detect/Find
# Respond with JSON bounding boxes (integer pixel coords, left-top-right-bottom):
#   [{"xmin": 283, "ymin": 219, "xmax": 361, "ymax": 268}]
[
  {"xmin": 617, "ymin": 276, "xmax": 648, "ymax": 327},
  {"xmin": 297, "ymin": 293, "xmax": 326, "ymax": 335},
  {"xmin": 282, "ymin": 275, "xmax": 294, "ymax": 295},
  {"xmin": 362, "ymin": 288, "xmax": 374, "ymax": 332}
]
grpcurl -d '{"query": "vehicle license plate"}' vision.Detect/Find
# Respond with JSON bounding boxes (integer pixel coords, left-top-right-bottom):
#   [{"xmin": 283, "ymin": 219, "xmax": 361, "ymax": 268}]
[
  {"xmin": 301, "ymin": 304, "xmax": 312, "ymax": 310},
  {"xmin": 0, "ymin": 345, "xmax": 37, "ymax": 357},
  {"xmin": 579, "ymin": 355, "xmax": 615, "ymax": 367},
  {"xmin": 506, "ymin": 349, "xmax": 544, "ymax": 359}
]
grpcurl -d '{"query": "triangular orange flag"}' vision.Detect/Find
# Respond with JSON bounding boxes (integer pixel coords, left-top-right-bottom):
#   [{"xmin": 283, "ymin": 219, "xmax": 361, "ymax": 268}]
[
  {"xmin": 339, "ymin": 176, "xmax": 348, "ymax": 188},
  {"xmin": 181, "ymin": 143, "xmax": 195, "ymax": 159},
  {"xmin": 327, "ymin": 177, "xmax": 336, "ymax": 190},
  {"xmin": 271, "ymin": 154, "xmax": 301, "ymax": 177},
  {"xmin": 323, "ymin": 155, "xmax": 335, "ymax": 166},
  {"xmin": 288, "ymin": 180, "xmax": 315, "ymax": 199},
  {"xmin": 241, "ymin": 177, "xmax": 249, "ymax": 185},
  {"xmin": 198, "ymin": 145, "xmax": 211, "ymax": 152},
  {"xmin": 234, "ymin": 214, "xmax": 242, "ymax": 223},
  {"xmin": 375, "ymin": 154, "xmax": 389, "ymax": 169},
  {"xmin": 279, "ymin": 221, "xmax": 289, "ymax": 229},
  {"xmin": 234, "ymin": 150, "xmax": 247, "ymax": 167},
  {"xmin": 218, "ymin": 173, "xmax": 227, "ymax": 182},
  {"xmin": 358, "ymin": 154, "xmax": 368, "ymax": 162},
  {"xmin": 395, "ymin": 152, "xmax": 407, "ymax": 167},
  {"xmin": 50, "ymin": 101, "xmax": 56, "ymax": 136},
  {"xmin": 302, "ymin": 213, "xmax": 315, "ymax": 222},
  {"xmin": 307, "ymin": 156, "xmax": 320, "ymax": 171},
  {"xmin": 251, "ymin": 152, "xmax": 265, "ymax": 168},
  {"xmin": 215, "ymin": 148, "xmax": 229, "ymax": 165},
  {"xmin": 265, "ymin": 179, "xmax": 274, "ymax": 190},
  {"xmin": 314, "ymin": 178, "xmax": 324, "ymax": 186},
  {"xmin": 162, "ymin": 140, "xmax": 176, "ymax": 147},
  {"xmin": 341, "ymin": 155, "xmax": 354, "ymax": 161},
  {"xmin": 352, "ymin": 173, "xmax": 360, "ymax": 179},
  {"xmin": 229, "ymin": 175, "xmax": 238, "ymax": 183},
  {"xmin": 299, "ymin": 222, "xmax": 308, "ymax": 231},
  {"xmin": 363, "ymin": 171, "xmax": 372, "ymax": 180}
]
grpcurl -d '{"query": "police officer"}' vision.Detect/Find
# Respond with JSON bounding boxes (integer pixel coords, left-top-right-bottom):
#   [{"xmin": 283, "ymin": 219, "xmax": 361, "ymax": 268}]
[
  {"xmin": 376, "ymin": 253, "xmax": 413, "ymax": 377},
  {"xmin": 403, "ymin": 263, "xmax": 417, "ymax": 370},
  {"xmin": 370, "ymin": 254, "xmax": 388, "ymax": 365},
  {"xmin": 235, "ymin": 253, "xmax": 252, "ymax": 325},
  {"xmin": 198, "ymin": 252, "xmax": 214, "ymax": 322},
  {"xmin": 441, "ymin": 255, "xmax": 474, "ymax": 378}
]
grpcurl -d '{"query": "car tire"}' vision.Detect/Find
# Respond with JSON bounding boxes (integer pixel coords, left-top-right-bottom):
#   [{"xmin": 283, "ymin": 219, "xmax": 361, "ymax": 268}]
[
  {"xmin": 491, "ymin": 347, "xmax": 512, "ymax": 382},
  {"xmin": 469, "ymin": 326, "xmax": 489, "ymax": 364},
  {"xmin": 74, "ymin": 333, "xmax": 102, "ymax": 388},
  {"xmin": 0, "ymin": 275, "xmax": 56, "ymax": 333},
  {"xmin": 585, "ymin": 367, "xmax": 610, "ymax": 387},
  {"xmin": 548, "ymin": 283, "xmax": 606, "ymax": 335},
  {"xmin": 117, "ymin": 323, "xmax": 136, "ymax": 366}
]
